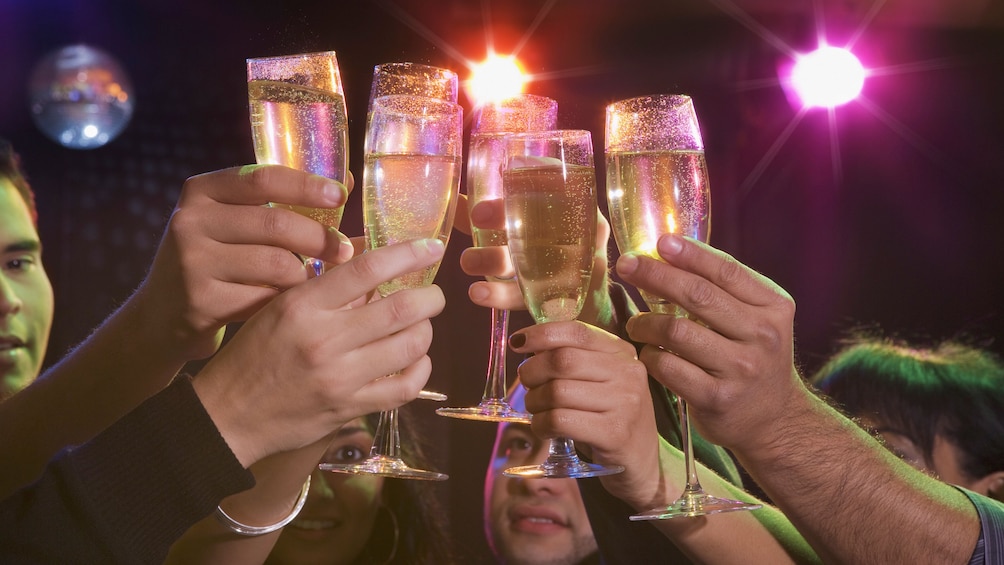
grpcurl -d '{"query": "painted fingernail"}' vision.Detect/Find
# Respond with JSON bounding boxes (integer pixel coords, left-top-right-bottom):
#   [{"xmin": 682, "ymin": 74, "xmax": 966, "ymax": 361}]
[
  {"xmin": 616, "ymin": 253, "xmax": 639, "ymax": 275},
  {"xmin": 659, "ymin": 234, "xmax": 684, "ymax": 256},
  {"xmin": 509, "ymin": 332, "xmax": 526, "ymax": 349}
]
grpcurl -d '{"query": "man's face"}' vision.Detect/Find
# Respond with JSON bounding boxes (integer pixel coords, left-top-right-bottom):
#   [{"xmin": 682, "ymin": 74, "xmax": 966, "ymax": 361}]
[
  {"xmin": 484, "ymin": 391, "xmax": 598, "ymax": 565},
  {"xmin": 0, "ymin": 179, "xmax": 53, "ymax": 399}
]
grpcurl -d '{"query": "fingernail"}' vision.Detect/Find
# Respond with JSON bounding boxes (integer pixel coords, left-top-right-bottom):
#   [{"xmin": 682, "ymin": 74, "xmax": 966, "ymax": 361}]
[
  {"xmin": 616, "ymin": 253, "xmax": 639, "ymax": 276},
  {"xmin": 658, "ymin": 234, "xmax": 684, "ymax": 256},
  {"xmin": 322, "ymin": 181, "xmax": 348, "ymax": 205},
  {"xmin": 413, "ymin": 238, "xmax": 446, "ymax": 257},
  {"xmin": 469, "ymin": 283, "xmax": 490, "ymax": 302},
  {"xmin": 334, "ymin": 229, "xmax": 354, "ymax": 259},
  {"xmin": 509, "ymin": 332, "xmax": 526, "ymax": 349},
  {"xmin": 470, "ymin": 200, "xmax": 493, "ymax": 226}
]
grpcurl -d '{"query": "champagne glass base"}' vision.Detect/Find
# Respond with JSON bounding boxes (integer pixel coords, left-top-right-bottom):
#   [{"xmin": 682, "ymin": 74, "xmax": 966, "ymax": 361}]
[
  {"xmin": 629, "ymin": 492, "xmax": 762, "ymax": 520},
  {"xmin": 319, "ymin": 456, "xmax": 448, "ymax": 481},
  {"xmin": 436, "ymin": 400, "xmax": 532, "ymax": 423},
  {"xmin": 503, "ymin": 458, "xmax": 624, "ymax": 479}
]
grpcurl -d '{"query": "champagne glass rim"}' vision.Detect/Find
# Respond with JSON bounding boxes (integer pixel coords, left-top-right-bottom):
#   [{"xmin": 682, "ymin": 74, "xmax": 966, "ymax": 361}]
[
  {"xmin": 505, "ymin": 128, "xmax": 591, "ymax": 141},
  {"xmin": 374, "ymin": 61, "xmax": 458, "ymax": 77},
  {"xmin": 370, "ymin": 94, "xmax": 463, "ymax": 115},
  {"xmin": 246, "ymin": 50, "xmax": 340, "ymax": 64},
  {"xmin": 606, "ymin": 93, "xmax": 693, "ymax": 111}
]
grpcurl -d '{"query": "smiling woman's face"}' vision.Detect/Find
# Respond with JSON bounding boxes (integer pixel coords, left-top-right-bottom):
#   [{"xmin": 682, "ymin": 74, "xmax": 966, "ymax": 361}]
[{"xmin": 266, "ymin": 418, "xmax": 385, "ymax": 565}]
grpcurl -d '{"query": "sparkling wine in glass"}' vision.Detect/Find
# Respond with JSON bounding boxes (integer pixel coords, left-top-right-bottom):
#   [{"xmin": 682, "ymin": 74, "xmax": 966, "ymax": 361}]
[
  {"xmin": 500, "ymin": 129, "xmax": 625, "ymax": 479},
  {"xmin": 319, "ymin": 93, "xmax": 462, "ymax": 481},
  {"xmin": 247, "ymin": 51, "xmax": 348, "ymax": 277},
  {"xmin": 437, "ymin": 94, "xmax": 558, "ymax": 423},
  {"xmin": 606, "ymin": 94, "xmax": 761, "ymax": 518}
]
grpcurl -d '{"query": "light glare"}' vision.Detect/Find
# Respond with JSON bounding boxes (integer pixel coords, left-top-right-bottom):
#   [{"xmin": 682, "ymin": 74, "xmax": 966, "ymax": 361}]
[
  {"xmin": 466, "ymin": 54, "xmax": 526, "ymax": 107},
  {"xmin": 791, "ymin": 46, "xmax": 865, "ymax": 109}
]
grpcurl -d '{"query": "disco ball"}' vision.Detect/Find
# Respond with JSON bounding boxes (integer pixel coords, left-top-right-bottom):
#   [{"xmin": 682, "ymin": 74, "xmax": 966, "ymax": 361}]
[{"xmin": 28, "ymin": 45, "xmax": 135, "ymax": 150}]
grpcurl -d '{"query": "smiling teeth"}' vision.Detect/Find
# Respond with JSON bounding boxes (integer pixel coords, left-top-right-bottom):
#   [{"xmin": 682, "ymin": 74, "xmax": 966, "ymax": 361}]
[
  {"xmin": 291, "ymin": 519, "xmax": 336, "ymax": 530},
  {"xmin": 526, "ymin": 517, "xmax": 556, "ymax": 524}
]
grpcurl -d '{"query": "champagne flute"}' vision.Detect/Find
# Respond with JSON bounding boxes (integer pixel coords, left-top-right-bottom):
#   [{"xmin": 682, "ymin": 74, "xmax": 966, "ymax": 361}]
[
  {"xmin": 500, "ymin": 130, "xmax": 625, "ymax": 479},
  {"xmin": 437, "ymin": 94, "xmax": 558, "ymax": 423},
  {"xmin": 605, "ymin": 94, "xmax": 761, "ymax": 518},
  {"xmin": 320, "ymin": 94, "xmax": 462, "ymax": 480},
  {"xmin": 247, "ymin": 51, "xmax": 348, "ymax": 277},
  {"xmin": 368, "ymin": 61, "xmax": 458, "ymax": 105}
]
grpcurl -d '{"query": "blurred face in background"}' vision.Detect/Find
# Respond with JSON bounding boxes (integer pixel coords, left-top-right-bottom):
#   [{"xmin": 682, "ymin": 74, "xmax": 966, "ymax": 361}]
[
  {"xmin": 266, "ymin": 417, "xmax": 385, "ymax": 565},
  {"xmin": 863, "ymin": 416, "xmax": 1002, "ymax": 498},
  {"xmin": 0, "ymin": 178, "xmax": 53, "ymax": 400},
  {"xmin": 484, "ymin": 388, "xmax": 598, "ymax": 565}
]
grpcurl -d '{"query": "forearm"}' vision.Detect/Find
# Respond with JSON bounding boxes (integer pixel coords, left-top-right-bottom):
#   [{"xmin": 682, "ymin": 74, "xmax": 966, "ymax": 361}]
[
  {"xmin": 736, "ymin": 391, "xmax": 980, "ymax": 564},
  {"xmin": 0, "ymin": 377, "xmax": 253, "ymax": 564},
  {"xmin": 0, "ymin": 286, "xmax": 197, "ymax": 497},
  {"xmin": 643, "ymin": 441, "xmax": 819, "ymax": 565},
  {"xmin": 166, "ymin": 438, "xmax": 329, "ymax": 564}
]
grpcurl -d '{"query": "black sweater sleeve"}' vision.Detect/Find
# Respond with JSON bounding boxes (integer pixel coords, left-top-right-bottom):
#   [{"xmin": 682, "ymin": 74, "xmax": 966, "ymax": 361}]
[{"xmin": 0, "ymin": 375, "xmax": 255, "ymax": 564}]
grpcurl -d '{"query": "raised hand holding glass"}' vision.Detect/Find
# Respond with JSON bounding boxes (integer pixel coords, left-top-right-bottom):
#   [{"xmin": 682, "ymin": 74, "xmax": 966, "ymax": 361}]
[
  {"xmin": 606, "ymin": 94, "xmax": 761, "ymax": 518},
  {"xmin": 437, "ymin": 94, "xmax": 557, "ymax": 423},
  {"xmin": 500, "ymin": 129, "xmax": 624, "ymax": 479}
]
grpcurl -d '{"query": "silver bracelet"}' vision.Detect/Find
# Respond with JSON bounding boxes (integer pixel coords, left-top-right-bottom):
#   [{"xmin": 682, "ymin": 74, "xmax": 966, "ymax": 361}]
[{"xmin": 214, "ymin": 475, "xmax": 311, "ymax": 536}]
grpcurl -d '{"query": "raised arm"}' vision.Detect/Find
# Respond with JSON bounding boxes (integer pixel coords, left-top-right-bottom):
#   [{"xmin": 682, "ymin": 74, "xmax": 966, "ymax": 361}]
[
  {"xmin": 0, "ymin": 165, "xmax": 353, "ymax": 498},
  {"xmin": 0, "ymin": 237, "xmax": 446, "ymax": 564},
  {"xmin": 510, "ymin": 320, "xmax": 817, "ymax": 564},
  {"xmin": 616, "ymin": 234, "xmax": 981, "ymax": 564}
]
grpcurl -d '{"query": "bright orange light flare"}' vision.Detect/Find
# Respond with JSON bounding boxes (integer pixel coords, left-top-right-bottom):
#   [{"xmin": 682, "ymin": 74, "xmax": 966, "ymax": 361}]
[{"xmin": 465, "ymin": 53, "xmax": 527, "ymax": 107}]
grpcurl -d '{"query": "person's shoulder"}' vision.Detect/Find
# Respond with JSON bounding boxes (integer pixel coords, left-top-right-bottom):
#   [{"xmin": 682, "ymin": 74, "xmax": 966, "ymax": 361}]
[{"xmin": 958, "ymin": 488, "xmax": 1004, "ymax": 565}]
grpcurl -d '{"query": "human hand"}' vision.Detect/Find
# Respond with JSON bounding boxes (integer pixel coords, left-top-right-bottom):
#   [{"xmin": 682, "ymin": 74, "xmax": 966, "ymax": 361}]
[
  {"xmin": 615, "ymin": 234, "xmax": 807, "ymax": 456},
  {"xmin": 508, "ymin": 320, "xmax": 663, "ymax": 508},
  {"xmin": 191, "ymin": 238, "xmax": 446, "ymax": 468},
  {"xmin": 458, "ymin": 196, "xmax": 616, "ymax": 331},
  {"xmin": 132, "ymin": 165, "xmax": 355, "ymax": 362}
]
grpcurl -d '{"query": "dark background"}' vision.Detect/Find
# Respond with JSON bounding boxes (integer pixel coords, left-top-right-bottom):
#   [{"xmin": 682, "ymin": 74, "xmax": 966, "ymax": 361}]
[{"xmin": 2, "ymin": 0, "xmax": 1003, "ymax": 561}]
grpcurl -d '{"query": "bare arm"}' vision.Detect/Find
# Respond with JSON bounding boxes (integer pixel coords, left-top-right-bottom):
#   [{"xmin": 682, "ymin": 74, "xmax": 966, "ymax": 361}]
[
  {"xmin": 0, "ymin": 166, "xmax": 352, "ymax": 498},
  {"xmin": 617, "ymin": 234, "xmax": 980, "ymax": 564},
  {"xmin": 511, "ymin": 321, "xmax": 817, "ymax": 565}
]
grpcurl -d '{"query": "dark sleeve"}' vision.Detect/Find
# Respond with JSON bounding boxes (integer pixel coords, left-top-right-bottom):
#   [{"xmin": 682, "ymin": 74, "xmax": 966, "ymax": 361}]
[
  {"xmin": 0, "ymin": 375, "xmax": 256, "ymax": 565},
  {"xmin": 578, "ymin": 283, "xmax": 743, "ymax": 565},
  {"xmin": 961, "ymin": 488, "xmax": 1004, "ymax": 565}
]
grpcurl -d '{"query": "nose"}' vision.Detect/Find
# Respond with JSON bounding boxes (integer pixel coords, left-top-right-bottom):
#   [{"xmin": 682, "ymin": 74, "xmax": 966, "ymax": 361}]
[
  {"xmin": 0, "ymin": 275, "xmax": 23, "ymax": 316},
  {"xmin": 310, "ymin": 468, "xmax": 337, "ymax": 499}
]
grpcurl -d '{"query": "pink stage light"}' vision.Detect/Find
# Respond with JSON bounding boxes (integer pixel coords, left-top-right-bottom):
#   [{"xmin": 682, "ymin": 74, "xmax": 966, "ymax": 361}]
[{"xmin": 790, "ymin": 45, "xmax": 866, "ymax": 109}]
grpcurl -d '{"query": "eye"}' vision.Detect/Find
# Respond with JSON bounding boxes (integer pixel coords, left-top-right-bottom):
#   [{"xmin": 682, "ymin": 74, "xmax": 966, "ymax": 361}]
[
  {"xmin": 5, "ymin": 256, "xmax": 37, "ymax": 272},
  {"xmin": 324, "ymin": 444, "xmax": 368, "ymax": 464},
  {"xmin": 502, "ymin": 436, "xmax": 533, "ymax": 459}
]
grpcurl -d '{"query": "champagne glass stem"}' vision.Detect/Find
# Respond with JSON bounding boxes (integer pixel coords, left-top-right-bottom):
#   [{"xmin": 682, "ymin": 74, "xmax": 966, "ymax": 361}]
[
  {"xmin": 481, "ymin": 307, "xmax": 510, "ymax": 401},
  {"xmin": 370, "ymin": 409, "xmax": 400, "ymax": 460},
  {"xmin": 306, "ymin": 257, "xmax": 324, "ymax": 278},
  {"xmin": 548, "ymin": 436, "xmax": 579, "ymax": 462},
  {"xmin": 679, "ymin": 397, "xmax": 704, "ymax": 494}
]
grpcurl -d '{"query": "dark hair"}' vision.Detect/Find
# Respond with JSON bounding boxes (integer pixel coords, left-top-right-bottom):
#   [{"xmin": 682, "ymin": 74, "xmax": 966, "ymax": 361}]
[
  {"xmin": 354, "ymin": 406, "xmax": 454, "ymax": 564},
  {"xmin": 0, "ymin": 137, "xmax": 37, "ymax": 224},
  {"xmin": 811, "ymin": 336, "xmax": 1004, "ymax": 482}
]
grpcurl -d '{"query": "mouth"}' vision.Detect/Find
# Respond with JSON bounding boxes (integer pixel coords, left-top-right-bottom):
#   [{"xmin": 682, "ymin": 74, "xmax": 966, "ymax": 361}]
[
  {"xmin": 0, "ymin": 336, "xmax": 27, "ymax": 352},
  {"xmin": 288, "ymin": 517, "xmax": 340, "ymax": 531},
  {"xmin": 509, "ymin": 505, "xmax": 568, "ymax": 532}
]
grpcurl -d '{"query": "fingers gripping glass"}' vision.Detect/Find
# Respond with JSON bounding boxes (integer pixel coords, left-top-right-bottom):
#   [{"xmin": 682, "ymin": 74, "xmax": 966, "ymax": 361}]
[
  {"xmin": 320, "ymin": 64, "xmax": 462, "ymax": 481},
  {"xmin": 437, "ymin": 94, "xmax": 558, "ymax": 424},
  {"xmin": 499, "ymin": 129, "xmax": 624, "ymax": 480},
  {"xmin": 605, "ymin": 94, "xmax": 761, "ymax": 518},
  {"xmin": 247, "ymin": 51, "xmax": 349, "ymax": 277}
]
